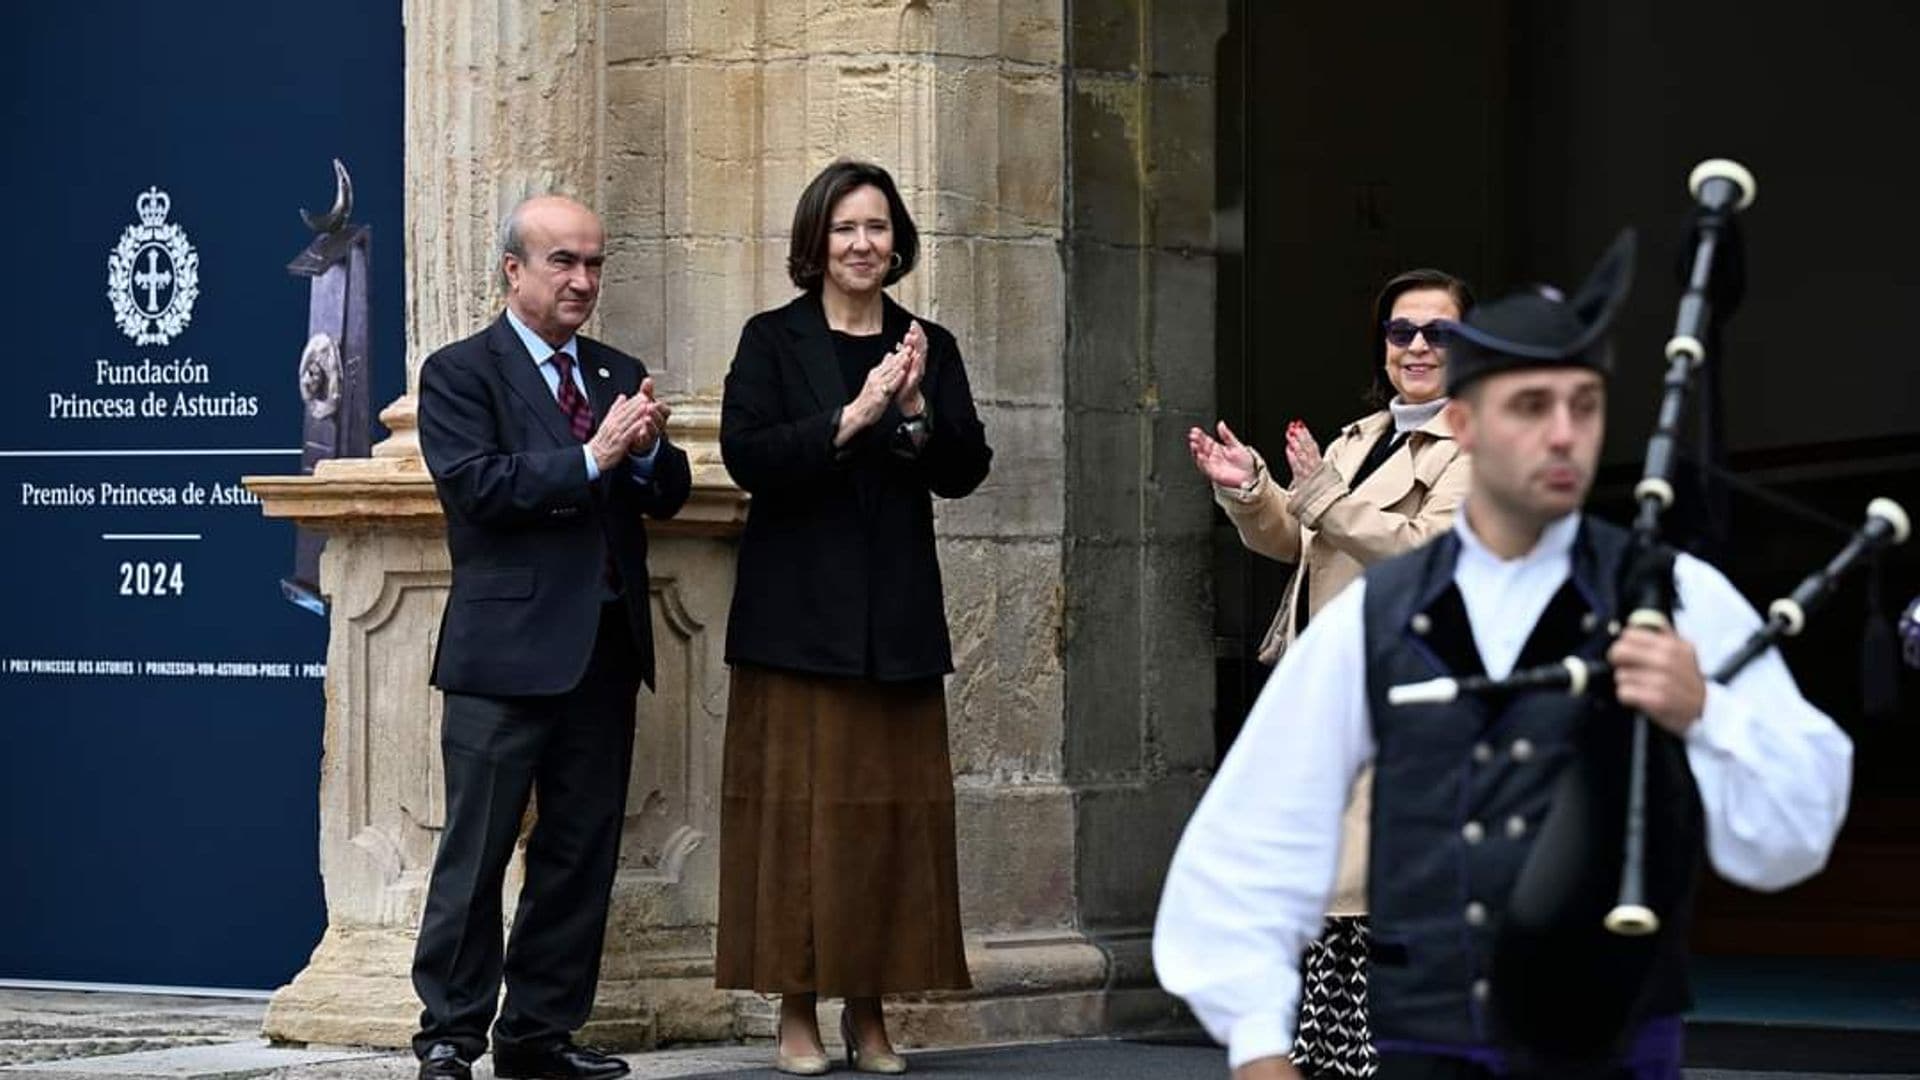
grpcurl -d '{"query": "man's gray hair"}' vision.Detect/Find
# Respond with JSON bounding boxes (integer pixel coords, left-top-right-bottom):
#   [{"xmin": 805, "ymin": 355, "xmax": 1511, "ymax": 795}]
[{"xmin": 498, "ymin": 201, "xmax": 531, "ymax": 294}]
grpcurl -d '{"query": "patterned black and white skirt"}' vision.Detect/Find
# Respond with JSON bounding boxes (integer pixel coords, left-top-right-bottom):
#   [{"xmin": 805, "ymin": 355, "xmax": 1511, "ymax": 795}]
[{"xmin": 1291, "ymin": 915, "xmax": 1376, "ymax": 1078}]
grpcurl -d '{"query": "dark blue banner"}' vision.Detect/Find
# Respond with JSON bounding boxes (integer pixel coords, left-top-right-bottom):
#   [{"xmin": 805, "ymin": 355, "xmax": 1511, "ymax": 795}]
[{"xmin": 0, "ymin": 2, "xmax": 405, "ymax": 990}]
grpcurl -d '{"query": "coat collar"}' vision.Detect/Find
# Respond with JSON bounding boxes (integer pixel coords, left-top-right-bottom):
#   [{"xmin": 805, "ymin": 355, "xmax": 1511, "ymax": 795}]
[
  {"xmin": 781, "ymin": 290, "xmax": 912, "ymax": 411},
  {"xmin": 1332, "ymin": 405, "xmax": 1454, "ymax": 505}
]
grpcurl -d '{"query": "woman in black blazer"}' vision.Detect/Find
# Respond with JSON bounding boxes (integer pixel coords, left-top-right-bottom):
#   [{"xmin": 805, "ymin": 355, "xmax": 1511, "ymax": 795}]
[{"xmin": 714, "ymin": 160, "xmax": 991, "ymax": 1075}]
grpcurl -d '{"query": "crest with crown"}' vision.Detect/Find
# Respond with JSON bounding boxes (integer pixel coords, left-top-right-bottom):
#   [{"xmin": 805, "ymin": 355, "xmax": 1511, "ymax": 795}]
[
  {"xmin": 137, "ymin": 187, "xmax": 171, "ymax": 227},
  {"xmin": 106, "ymin": 185, "xmax": 200, "ymax": 346}
]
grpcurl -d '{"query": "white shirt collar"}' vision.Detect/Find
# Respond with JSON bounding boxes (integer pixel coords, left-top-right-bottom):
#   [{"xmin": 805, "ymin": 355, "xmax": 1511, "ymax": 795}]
[
  {"xmin": 1453, "ymin": 506, "xmax": 1582, "ymax": 570},
  {"xmin": 504, "ymin": 305, "xmax": 579, "ymax": 367}
]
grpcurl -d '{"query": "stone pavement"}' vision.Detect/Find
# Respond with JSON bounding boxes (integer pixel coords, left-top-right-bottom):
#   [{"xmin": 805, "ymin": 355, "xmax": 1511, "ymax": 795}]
[{"xmin": 4, "ymin": 990, "xmax": 1918, "ymax": 1079}]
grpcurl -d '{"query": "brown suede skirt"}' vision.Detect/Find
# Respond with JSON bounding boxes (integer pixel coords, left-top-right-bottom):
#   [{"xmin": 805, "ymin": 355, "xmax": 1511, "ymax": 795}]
[{"xmin": 714, "ymin": 664, "xmax": 972, "ymax": 996}]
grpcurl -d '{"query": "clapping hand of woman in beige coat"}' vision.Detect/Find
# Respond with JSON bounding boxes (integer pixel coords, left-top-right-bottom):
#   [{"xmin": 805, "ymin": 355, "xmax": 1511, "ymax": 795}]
[
  {"xmin": 1284, "ymin": 418, "xmax": 1323, "ymax": 479},
  {"xmin": 1189, "ymin": 420, "xmax": 1258, "ymax": 490}
]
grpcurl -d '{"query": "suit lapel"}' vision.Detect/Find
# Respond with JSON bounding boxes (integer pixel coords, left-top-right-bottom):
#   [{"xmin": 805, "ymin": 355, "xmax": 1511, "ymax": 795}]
[
  {"xmin": 786, "ymin": 292, "xmax": 850, "ymax": 411},
  {"xmin": 488, "ymin": 315, "xmax": 576, "ymax": 447},
  {"xmin": 578, "ymin": 339, "xmax": 624, "ymax": 430}
]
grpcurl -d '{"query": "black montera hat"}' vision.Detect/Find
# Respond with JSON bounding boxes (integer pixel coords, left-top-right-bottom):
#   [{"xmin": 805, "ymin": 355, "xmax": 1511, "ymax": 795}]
[{"xmin": 1444, "ymin": 230, "xmax": 1637, "ymax": 394}]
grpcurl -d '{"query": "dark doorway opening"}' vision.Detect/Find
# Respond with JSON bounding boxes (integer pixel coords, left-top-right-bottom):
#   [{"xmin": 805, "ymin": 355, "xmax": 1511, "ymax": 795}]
[{"xmin": 1214, "ymin": 0, "xmax": 1920, "ymax": 1026}]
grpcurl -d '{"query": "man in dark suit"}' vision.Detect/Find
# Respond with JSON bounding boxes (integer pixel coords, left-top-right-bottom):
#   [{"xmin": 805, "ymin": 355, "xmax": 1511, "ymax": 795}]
[{"xmin": 411, "ymin": 194, "xmax": 691, "ymax": 1080}]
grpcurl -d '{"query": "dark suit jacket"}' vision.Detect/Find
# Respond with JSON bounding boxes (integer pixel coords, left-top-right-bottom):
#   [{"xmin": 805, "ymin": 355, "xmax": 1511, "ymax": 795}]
[
  {"xmin": 719, "ymin": 292, "xmax": 992, "ymax": 680},
  {"xmin": 418, "ymin": 314, "xmax": 692, "ymax": 696}
]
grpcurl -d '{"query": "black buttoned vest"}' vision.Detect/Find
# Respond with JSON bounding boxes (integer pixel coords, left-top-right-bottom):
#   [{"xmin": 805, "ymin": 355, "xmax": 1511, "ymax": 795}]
[{"xmin": 1360, "ymin": 518, "xmax": 1702, "ymax": 1061}]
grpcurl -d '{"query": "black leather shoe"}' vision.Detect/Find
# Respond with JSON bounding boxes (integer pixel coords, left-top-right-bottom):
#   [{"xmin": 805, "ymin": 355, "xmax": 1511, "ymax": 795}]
[
  {"xmin": 418, "ymin": 1042, "xmax": 472, "ymax": 1080},
  {"xmin": 492, "ymin": 1041, "xmax": 631, "ymax": 1080}
]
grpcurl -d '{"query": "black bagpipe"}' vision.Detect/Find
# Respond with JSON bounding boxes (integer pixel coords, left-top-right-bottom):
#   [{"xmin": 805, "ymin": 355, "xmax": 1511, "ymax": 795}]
[
  {"xmin": 1390, "ymin": 497, "xmax": 1911, "ymax": 710},
  {"xmin": 1386, "ymin": 160, "xmax": 1909, "ymax": 1063}
]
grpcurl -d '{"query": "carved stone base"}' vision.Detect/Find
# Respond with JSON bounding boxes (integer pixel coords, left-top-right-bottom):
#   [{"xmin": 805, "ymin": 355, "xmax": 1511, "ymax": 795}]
[
  {"xmin": 262, "ymin": 906, "xmax": 739, "ymax": 1050},
  {"xmin": 265, "ymin": 927, "xmax": 1182, "ymax": 1052}
]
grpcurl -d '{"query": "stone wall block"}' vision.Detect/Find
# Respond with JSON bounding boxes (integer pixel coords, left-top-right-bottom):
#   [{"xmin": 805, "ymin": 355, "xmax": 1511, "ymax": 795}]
[
  {"xmin": 1150, "ymin": 0, "xmax": 1231, "ymax": 77},
  {"xmin": 931, "ymin": 60, "xmax": 1004, "ymax": 237},
  {"xmin": 1141, "ymin": 537, "xmax": 1219, "ymax": 775},
  {"xmin": 933, "ymin": 402, "xmax": 1064, "ymax": 540},
  {"xmin": 685, "ymin": 66, "xmax": 762, "ymax": 237},
  {"xmin": 1064, "ymin": 408, "xmax": 1144, "ymax": 545},
  {"xmin": 954, "ymin": 784, "xmax": 1078, "ymax": 932},
  {"xmin": 1067, "ymin": 75, "xmax": 1144, "ymax": 247},
  {"xmin": 1066, "ymin": 0, "xmax": 1141, "ymax": 74},
  {"xmin": 596, "ymin": 238, "xmax": 670, "ymax": 388},
  {"xmin": 1147, "ymin": 249, "xmax": 1217, "ymax": 416},
  {"xmin": 1072, "ymin": 775, "xmax": 1208, "ymax": 932},
  {"xmin": 999, "ymin": 69, "xmax": 1067, "ymax": 234},
  {"xmin": 1065, "ymin": 244, "xmax": 1145, "ymax": 412},
  {"xmin": 687, "ymin": 0, "xmax": 761, "ymax": 58},
  {"xmin": 988, "ymin": 241, "xmax": 1068, "ymax": 402},
  {"xmin": 1147, "ymin": 76, "xmax": 1215, "ymax": 251},
  {"xmin": 998, "ymin": 0, "xmax": 1066, "ymax": 67},
  {"xmin": 605, "ymin": 0, "xmax": 670, "ymax": 64},
  {"xmin": 757, "ymin": 64, "xmax": 815, "ymax": 237},
  {"xmin": 941, "ymin": 537, "xmax": 1066, "ymax": 780},
  {"xmin": 821, "ymin": 58, "xmax": 907, "ymax": 167},
  {"xmin": 663, "ymin": 240, "xmax": 762, "ymax": 395},
  {"xmin": 803, "ymin": 0, "xmax": 920, "ymax": 55},
  {"xmin": 1060, "ymin": 540, "xmax": 1144, "ymax": 777},
  {"xmin": 604, "ymin": 66, "xmax": 668, "ymax": 235}
]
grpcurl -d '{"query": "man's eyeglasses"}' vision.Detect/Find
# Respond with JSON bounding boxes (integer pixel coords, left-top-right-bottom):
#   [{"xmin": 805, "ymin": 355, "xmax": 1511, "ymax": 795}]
[{"xmin": 1383, "ymin": 318, "xmax": 1455, "ymax": 349}]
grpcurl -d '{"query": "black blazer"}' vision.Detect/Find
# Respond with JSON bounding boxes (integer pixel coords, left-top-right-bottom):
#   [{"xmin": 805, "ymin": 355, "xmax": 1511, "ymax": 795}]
[
  {"xmin": 720, "ymin": 292, "xmax": 992, "ymax": 680},
  {"xmin": 418, "ymin": 314, "xmax": 692, "ymax": 695}
]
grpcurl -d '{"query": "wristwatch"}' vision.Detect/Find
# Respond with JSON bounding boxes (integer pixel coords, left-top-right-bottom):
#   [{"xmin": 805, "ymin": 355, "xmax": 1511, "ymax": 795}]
[{"xmin": 1231, "ymin": 451, "xmax": 1268, "ymax": 501}]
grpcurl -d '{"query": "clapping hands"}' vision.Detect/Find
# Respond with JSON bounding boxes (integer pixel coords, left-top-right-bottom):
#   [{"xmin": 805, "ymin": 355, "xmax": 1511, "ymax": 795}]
[
  {"xmin": 837, "ymin": 320, "xmax": 928, "ymax": 446},
  {"xmin": 1283, "ymin": 418, "xmax": 1323, "ymax": 479},
  {"xmin": 1187, "ymin": 421, "xmax": 1257, "ymax": 490},
  {"xmin": 587, "ymin": 376, "xmax": 672, "ymax": 471}
]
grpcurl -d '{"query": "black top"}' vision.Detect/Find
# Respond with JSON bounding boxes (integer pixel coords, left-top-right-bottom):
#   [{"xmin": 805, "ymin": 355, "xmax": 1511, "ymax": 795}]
[
  {"xmin": 831, "ymin": 329, "xmax": 890, "ymax": 397},
  {"xmin": 720, "ymin": 293, "xmax": 992, "ymax": 681}
]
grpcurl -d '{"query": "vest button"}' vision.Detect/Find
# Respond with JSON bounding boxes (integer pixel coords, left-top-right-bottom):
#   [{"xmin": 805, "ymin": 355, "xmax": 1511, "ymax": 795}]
[
  {"xmin": 1581, "ymin": 611, "xmax": 1601, "ymax": 633},
  {"xmin": 1510, "ymin": 738, "xmax": 1535, "ymax": 763},
  {"xmin": 1506, "ymin": 814, "xmax": 1529, "ymax": 839},
  {"xmin": 1472, "ymin": 742, "xmax": 1493, "ymax": 764},
  {"xmin": 1461, "ymin": 820, "xmax": 1486, "ymax": 844},
  {"xmin": 1471, "ymin": 978, "xmax": 1491, "ymax": 1002},
  {"xmin": 1410, "ymin": 612, "xmax": 1433, "ymax": 635},
  {"xmin": 1465, "ymin": 901, "xmax": 1488, "ymax": 926}
]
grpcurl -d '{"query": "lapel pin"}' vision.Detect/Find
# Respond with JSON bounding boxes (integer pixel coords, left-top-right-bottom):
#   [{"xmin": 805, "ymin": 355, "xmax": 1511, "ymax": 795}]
[{"xmin": 597, "ymin": 367, "xmax": 609, "ymax": 379}]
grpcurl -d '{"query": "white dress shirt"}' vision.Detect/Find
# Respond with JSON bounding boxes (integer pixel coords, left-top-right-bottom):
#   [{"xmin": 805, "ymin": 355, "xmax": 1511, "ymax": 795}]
[{"xmin": 1152, "ymin": 511, "xmax": 1854, "ymax": 1068}]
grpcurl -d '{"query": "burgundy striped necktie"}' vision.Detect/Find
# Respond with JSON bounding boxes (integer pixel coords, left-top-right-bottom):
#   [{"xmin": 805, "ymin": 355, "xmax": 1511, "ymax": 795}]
[
  {"xmin": 550, "ymin": 351, "xmax": 621, "ymax": 594},
  {"xmin": 550, "ymin": 352, "xmax": 594, "ymax": 442}
]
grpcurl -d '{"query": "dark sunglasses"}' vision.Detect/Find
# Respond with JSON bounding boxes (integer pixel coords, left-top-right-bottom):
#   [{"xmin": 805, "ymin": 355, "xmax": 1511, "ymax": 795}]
[{"xmin": 1383, "ymin": 318, "xmax": 1456, "ymax": 349}]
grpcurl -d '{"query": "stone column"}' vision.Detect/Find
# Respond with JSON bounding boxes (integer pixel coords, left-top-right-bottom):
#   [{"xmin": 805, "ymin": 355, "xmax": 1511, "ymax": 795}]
[
  {"xmin": 1057, "ymin": 0, "xmax": 1229, "ymax": 1026},
  {"xmin": 250, "ymin": 0, "xmax": 1231, "ymax": 1052}
]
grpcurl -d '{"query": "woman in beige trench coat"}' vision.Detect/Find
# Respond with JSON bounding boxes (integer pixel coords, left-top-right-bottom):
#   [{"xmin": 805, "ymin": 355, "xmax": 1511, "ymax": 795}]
[{"xmin": 1186, "ymin": 268, "xmax": 1474, "ymax": 1079}]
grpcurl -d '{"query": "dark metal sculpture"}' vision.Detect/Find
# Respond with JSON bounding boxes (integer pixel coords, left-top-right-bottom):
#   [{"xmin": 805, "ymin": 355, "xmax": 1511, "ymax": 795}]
[{"xmin": 284, "ymin": 158, "xmax": 372, "ymax": 615}]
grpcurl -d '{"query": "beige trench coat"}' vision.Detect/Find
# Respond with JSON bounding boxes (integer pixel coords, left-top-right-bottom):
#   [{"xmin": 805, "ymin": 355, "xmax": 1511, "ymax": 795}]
[{"xmin": 1214, "ymin": 408, "xmax": 1470, "ymax": 913}]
